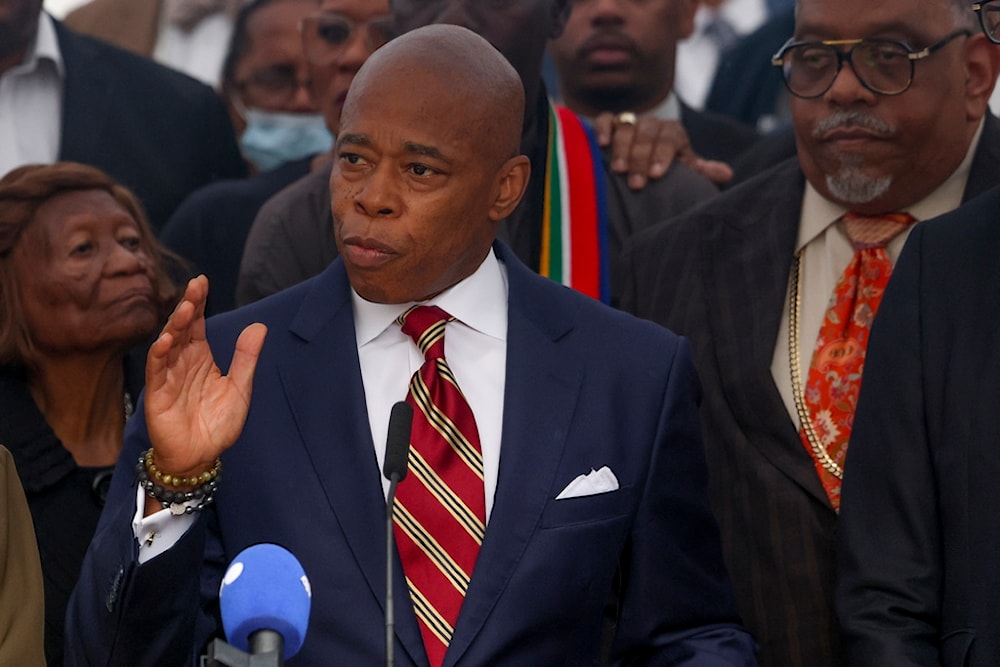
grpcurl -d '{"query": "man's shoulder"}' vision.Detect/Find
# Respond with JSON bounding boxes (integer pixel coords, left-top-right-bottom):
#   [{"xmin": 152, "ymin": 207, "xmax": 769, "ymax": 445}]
[
  {"xmin": 913, "ymin": 185, "xmax": 1000, "ymax": 267},
  {"xmin": 602, "ymin": 159, "xmax": 719, "ymax": 241},
  {"xmin": 57, "ymin": 21, "xmax": 218, "ymax": 102},
  {"xmin": 170, "ymin": 160, "xmax": 313, "ymax": 221},
  {"xmin": 502, "ymin": 244, "xmax": 682, "ymax": 348},
  {"xmin": 681, "ymin": 105, "xmax": 761, "ymax": 163},
  {"xmin": 630, "ymin": 157, "xmax": 802, "ymax": 251}
]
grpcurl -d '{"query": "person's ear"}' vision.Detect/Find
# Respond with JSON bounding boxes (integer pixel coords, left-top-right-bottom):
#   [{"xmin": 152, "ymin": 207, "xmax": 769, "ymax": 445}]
[
  {"xmin": 548, "ymin": 0, "xmax": 572, "ymax": 40},
  {"xmin": 488, "ymin": 156, "xmax": 531, "ymax": 221},
  {"xmin": 963, "ymin": 33, "xmax": 1000, "ymax": 121}
]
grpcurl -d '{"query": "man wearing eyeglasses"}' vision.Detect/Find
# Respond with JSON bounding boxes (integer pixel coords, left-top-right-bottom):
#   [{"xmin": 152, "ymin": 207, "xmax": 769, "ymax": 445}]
[
  {"xmin": 835, "ymin": 4, "xmax": 1000, "ymax": 665},
  {"xmin": 160, "ymin": 0, "xmax": 386, "ymax": 316},
  {"xmin": 620, "ymin": 0, "xmax": 1000, "ymax": 665}
]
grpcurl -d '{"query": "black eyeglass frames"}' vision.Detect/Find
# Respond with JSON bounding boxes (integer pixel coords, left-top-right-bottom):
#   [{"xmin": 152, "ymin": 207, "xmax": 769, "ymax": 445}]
[
  {"xmin": 771, "ymin": 29, "xmax": 970, "ymax": 99},
  {"xmin": 973, "ymin": 0, "xmax": 1000, "ymax": 44}
]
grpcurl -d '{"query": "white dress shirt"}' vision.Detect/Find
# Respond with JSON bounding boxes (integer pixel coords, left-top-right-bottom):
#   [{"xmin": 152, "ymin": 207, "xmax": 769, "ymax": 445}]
[
  {"xmin": 355, "ymin": 249, "xmax": 508, "ymax": 522},
  {"xmin": 135, "ymin": 250, "xmax": 509, "ymax": 561},
  {"xmin": 770, "ymin": 120, "xmax": 983, "ymax": 425},
  {"xmin": 0, "ymin": 12, "xmax": 63, "ymax": 178}
]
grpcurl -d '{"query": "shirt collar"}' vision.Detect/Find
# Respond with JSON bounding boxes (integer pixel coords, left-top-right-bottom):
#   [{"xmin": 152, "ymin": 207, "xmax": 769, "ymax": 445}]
[
  {"xmin": 648, "ymin": 92, "xmax": 682, "ymax": 123},
  {"xmin": 353, "ymin": 247, "xmax": 509, "ymax": 347},
  {"xmin": 18, "ymin": 12, "xmax": 65, "ymax": 79},
  {"xmin": 796, "ymin": 116, "xmax": 983, "ymax": 251}
]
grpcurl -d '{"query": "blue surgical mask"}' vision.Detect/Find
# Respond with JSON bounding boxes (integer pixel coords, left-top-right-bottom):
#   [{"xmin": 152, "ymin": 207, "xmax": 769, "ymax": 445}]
[{"xmin": 239, "ymin": 109, "xmax": 334, "ymax": 172}]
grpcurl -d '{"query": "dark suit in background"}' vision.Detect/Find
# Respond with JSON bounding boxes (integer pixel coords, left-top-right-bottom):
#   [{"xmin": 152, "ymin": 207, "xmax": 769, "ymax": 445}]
[
  {"xmin": 55, "ymin": 22, "xmax": 246, "ymax": 232},
  {"xmin": 619, "ymin": 114, "xmax": 1000, "ymax": 667},
  {"xmin": 680, "ymin": 101, "xmax": 760, "ymax": 166},
  {"xmin": 66, "ymin": 243, "xmax": 755, "ymax": 666},
  {"xmin": 837, "ymin": 186, "xmax": 1000, "ymax": 667},
  {"xmin": 705, "ymin": 9, "xmax": 794, "ymax": 135}
]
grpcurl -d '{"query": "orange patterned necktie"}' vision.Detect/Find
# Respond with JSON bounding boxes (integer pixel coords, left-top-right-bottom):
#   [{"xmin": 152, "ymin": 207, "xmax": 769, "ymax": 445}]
[
  {"xmin": 799, "ymin": 212, "xmax": 916, "ymax": 509},
  {"xmin": 393, "ymin": 306, "xmax": 485, "ymax": 667}
]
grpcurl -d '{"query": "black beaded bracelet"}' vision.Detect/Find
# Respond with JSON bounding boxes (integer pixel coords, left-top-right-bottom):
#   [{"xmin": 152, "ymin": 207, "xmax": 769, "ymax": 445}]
[{"xmin": 135, "ymin": 450, "xmax": 221, "ymax": 515}]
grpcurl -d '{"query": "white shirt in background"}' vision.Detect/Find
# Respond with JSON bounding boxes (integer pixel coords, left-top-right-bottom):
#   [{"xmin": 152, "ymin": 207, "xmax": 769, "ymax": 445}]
[
  {"xmin": 674, "ymin": 0, "xmax": 768, "ymax": 109},
  {"xmin": 0, "ymin": 13, "xmax": 63, "ymax": 177},
  {"xmin": 154, "ymin": 7, "xmax": 233, "ymax": 88}
]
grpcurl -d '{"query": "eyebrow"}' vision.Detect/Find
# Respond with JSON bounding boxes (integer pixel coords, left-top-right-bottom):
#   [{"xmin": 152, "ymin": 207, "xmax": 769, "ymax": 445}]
[
  {"xmin": 337, "ymin": 134, "xmax": 453, "ymax": 165},
  {"xmin": 337, "ymin": 133, "xmax": 372, "ymax": 149},
  {"xmin": 402, "ymin": 141, "xmax": 451, "ymax": 165}
]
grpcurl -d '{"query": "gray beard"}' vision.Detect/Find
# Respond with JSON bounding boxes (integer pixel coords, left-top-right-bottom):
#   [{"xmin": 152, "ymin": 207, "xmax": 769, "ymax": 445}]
[
  {"xmin": 814, "ymin": 111, "xmax": 894, "ymax": 205},
  {"xmin": 824, "ymin": 156, "xmax": 892, "ymax": 205}
]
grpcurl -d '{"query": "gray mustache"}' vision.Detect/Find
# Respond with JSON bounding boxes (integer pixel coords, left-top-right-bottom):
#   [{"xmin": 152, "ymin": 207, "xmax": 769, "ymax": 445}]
[{"xmin": 813, "ymin": 109, "xmax": 893, "ymax": 137}]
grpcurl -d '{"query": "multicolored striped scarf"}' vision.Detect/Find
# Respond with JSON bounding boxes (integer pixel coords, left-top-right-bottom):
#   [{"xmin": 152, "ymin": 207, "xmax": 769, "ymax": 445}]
[{"xmin": 540, "ymin": 104, "xmax": 610, "ymax": 304}]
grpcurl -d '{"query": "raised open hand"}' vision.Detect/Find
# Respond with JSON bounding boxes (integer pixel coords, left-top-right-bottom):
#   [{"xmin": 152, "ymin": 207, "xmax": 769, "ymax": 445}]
[{"xmin": 144, "ymin": 275, "xmax": 267, "ymax": 481}]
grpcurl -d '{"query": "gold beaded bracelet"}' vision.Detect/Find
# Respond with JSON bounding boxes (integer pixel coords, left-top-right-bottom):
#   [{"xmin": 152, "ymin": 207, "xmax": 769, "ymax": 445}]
[{"xmin": 143, "ymin": 448, "xmax": 221, "ymax": 489}]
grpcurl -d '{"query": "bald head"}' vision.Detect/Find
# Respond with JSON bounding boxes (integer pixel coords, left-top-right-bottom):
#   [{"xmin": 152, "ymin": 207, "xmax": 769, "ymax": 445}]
[
  {"xmin": 343, "ymin": 24, "xmax": 525, "ymax": 165},
  {"xmin": 330, "ymin": 23, "xmax": 531, "ymax": 303}
]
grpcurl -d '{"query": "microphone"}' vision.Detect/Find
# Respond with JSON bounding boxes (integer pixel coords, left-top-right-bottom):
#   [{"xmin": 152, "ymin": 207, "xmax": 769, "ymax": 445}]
[
  {"xmin": 383, "ymin": 401, "xmax": 413, "ymax": 667},
  {"xmin": 384, "ymin": 401, "xmax": 413, "ymax": 482},
  {"xmin": 206, "ymin": 543, "xmax": 312, "ymax": 666}
]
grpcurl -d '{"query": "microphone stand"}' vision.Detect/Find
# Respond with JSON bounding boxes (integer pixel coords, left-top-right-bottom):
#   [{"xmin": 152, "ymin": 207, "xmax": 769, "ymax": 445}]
[
  {"xmin": 386, "ymin": 472, "xmax": 402, "ymax": 667},
  {"xmin": 201, "ymin": 631, "xmax": 283, "ymax": 667},
  {"xmin": 382, "ymin": 400, "xmax": 412, "ymax": 667}
]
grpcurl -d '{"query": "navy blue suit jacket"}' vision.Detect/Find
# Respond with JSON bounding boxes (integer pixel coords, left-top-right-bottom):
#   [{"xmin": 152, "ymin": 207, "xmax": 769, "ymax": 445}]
[
  {"xmin": 67, "ymin": 243, "xmax": 754, "ymax": 666},
  {"xmin": 55, "ymin": 20, "xmax": 246, "ymax": 233}
]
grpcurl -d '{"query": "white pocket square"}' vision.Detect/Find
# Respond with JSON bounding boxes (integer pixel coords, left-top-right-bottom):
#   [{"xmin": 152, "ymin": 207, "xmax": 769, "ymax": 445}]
[{"xmin": 556, "ymin": 466, "xmax": 620, "ymax": 499}]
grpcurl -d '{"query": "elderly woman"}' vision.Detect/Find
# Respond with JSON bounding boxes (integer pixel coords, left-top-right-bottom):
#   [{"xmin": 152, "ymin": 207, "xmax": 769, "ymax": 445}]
[{"xmin": 0, "ymin": 162, "xmax": 182, "ymax": 666}]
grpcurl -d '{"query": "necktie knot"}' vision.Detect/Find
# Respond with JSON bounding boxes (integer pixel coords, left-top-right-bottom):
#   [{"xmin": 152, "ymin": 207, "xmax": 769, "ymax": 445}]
[
  {"xmin": 841, "ymin": 211, "xmax": 916, "ymax": 250},
  {"xmin": 398, "ymin": 305, "xmax": 454, "ymax": 360}
]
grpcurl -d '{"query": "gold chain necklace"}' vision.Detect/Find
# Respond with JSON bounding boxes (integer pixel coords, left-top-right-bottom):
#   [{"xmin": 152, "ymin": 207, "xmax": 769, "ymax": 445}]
[{"xmin": 788, "ymin": 250, "xmax": 844, "ymax": 480}]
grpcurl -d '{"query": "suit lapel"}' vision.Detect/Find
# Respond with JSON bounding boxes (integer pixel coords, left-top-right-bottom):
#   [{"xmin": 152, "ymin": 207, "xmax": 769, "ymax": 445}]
[
  {"xmin": 56, "ymin": 24, "xmax": 114, "ymax": 164},
  {"xmin": 703, "ymin": 159, "xmax": 830, "ymax": 505},
  {"xmin": 963, "ymin": 113, "xmax": 1000, "ymax": 201},
  {"xmin": 444, "ymin": 245, "xmax": 582, "ymax": 666},
  {"xmin": 277, "ymin": 263, "xmax": 426, "ymax": 665}
]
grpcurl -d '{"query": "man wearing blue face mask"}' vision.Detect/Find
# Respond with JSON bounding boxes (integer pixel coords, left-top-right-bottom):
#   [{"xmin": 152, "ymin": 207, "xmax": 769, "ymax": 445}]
[
  {"xmin": 221, "ymin": 0, "xmax": 332, "ymax": 174},
  {"xmin": 236, "ymin": 106, "xmax": 332, "ymax": 173},
  {"xmin": 160, "ymin": 0, "xmax": 339, "ymax": 315}
]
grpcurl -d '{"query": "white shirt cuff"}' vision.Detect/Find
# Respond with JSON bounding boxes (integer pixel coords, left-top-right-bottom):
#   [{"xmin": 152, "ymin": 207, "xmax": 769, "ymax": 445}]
[{"xmin": 132, "ymin": 484, "xmax": 197, "ymax": 564}]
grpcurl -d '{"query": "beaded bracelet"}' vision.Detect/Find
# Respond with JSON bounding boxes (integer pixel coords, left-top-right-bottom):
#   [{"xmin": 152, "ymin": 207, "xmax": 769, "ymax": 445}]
[
  {"xmin": 144, "ymin": 448, "xmax": 221, "ymax": 488},
  {"xmin": 136, "ymin": 449, "xmax": 222, "ymax": 515}
]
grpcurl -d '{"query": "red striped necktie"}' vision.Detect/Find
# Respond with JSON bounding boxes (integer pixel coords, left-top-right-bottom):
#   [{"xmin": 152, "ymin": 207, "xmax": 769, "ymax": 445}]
[
  {"xmin": 393, "ymin": 305, "xmax": 486, "ymax": 667},
  {"xmin": 799, "ymin": 211, "xmax": 915, "ymax": 509}
]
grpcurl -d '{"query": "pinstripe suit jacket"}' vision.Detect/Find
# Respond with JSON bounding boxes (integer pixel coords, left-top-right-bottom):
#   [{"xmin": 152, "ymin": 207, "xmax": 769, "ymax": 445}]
[{"xmin": 619, "ymin": 113, "xmax": 1000, "ymax": 667}]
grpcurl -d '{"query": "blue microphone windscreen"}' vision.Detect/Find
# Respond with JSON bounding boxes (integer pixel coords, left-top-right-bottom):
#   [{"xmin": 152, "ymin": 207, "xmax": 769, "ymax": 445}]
[{"xmin": 219, "ymin": 543, "xmax": 312, "ymax": 659}]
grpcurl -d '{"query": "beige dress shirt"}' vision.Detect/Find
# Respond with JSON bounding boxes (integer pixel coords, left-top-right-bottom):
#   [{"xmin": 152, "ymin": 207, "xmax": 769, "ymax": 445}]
[{"xmin": 771, "ymin": 120, "xmax": 983, "ymax": 426}]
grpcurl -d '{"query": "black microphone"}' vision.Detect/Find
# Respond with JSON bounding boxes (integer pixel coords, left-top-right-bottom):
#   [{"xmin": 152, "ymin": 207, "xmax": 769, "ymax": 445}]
[
  {"xmin": 384, "ymin": 401, "xmax": 413, "ymax": 483},
  {"xmin": 383, "ymin": 401, "xmax": 413, "ymax": 667}
]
